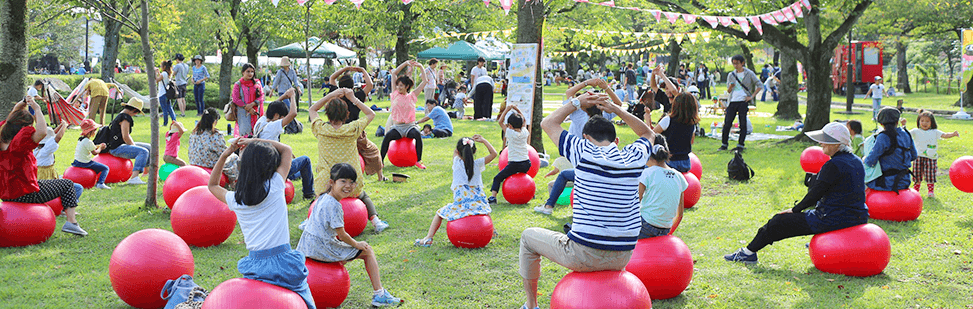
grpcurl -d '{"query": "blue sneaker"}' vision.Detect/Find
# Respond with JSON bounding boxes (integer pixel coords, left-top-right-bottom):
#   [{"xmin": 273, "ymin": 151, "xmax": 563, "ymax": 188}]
[
  {"xmin": 488, "ymin": 196, "xmax": 498, "ymax": 204},
  {"xmin": 372, "ymin": 290, "xmax": 403, "ymax": 307},
  {"xmin": 723, "ymin": 248, "xmax": 758, "ymax": 264}
]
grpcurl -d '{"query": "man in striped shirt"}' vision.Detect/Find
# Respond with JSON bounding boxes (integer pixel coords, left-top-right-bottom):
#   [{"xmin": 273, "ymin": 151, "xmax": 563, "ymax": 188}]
[{"xmin": 518, "ymin": 78, "xmax": 655, "ymax": 309}]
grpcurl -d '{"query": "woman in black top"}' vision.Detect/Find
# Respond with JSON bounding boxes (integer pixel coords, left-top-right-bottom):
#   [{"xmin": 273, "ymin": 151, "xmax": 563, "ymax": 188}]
[
  {"xmin": 650, "ymin": 93, "xmax": 699, "ymax": 173},
  {"xmin": 106, "ymin": 98, "xmax": 151, "ymax": 184}
]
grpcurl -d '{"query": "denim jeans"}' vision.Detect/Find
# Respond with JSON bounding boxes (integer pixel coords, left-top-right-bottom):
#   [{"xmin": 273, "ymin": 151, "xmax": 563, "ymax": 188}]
[
  {"xmin": 638, "ymin": 219, "xmax": 671, "ymax": 239},
  {"xmin": 160, "ymin": 94, "xmax": 177, "ymax": 126},
  {"xmin": 72, "ymin": 160, "xmax": 109, "ymax": 185},
  {"xmin": 237, "ymin": 244, "xmax": 316, "ymax": 309},
  {"xmin": 194, "ymin": 82, "xmax": 206, "ymax": 115},
  {"xmin": 110, "ymin": 143, "xmax": 150, "ymax": 171},
  {"xmin": 287, "ymin": 156, "xmax": 314, "ymax": 196},
  {"xmin": 872, "ymin": 98, "xmax": 882, "ymax": 119},
  {"xmin": 668, "ymin": 159, "xmax": 691, "ymax": 173},
  {"xmin": 626, "ymin": 85, "xmax": 636, "ymax": 103},
  {"xmin": 544, "ymin": 169, "xmax": 575, "ymax": 206},
  {"xmin": 73, "ymin": 183, "xmax": 83, "ymax": 200}
]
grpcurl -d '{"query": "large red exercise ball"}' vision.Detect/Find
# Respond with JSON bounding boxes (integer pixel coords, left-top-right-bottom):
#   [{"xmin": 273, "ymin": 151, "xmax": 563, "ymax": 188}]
[
  {"xmin": 688, "ymin": 152, "xmax": 703, "ymax": 180},
  {"xmin": 501, "ymin": 173, "xmax": 535, "ymax": 204},
  {"xmin": 683, "ymin": 172, "xmax": 701, "ymax": 208},
  {"xmin": 158, "ymin": 163, "xmax": 179, "ymax": 182},
  {"xmin": 109, "ymin": 229, "xmax": 195, "ymax": 309},
  {"xmin": 950, "ymin": 156, "xmax": 973, "ymax": 193},
  {"xmin": 171, "ymin": 187, "xmax": 237, "ymax": 247},
  {"xmin": 202, "ymin": 278, "xmax": 308, "ymax": 309},
  {"xmin": 359, "ymin": 154, "xmax": 366, "ymax": 172},
  {"xmin": 285, "ymin": 180, "xmax": 296, "ymax": 204},
  {"xmin": 809, "ymin": 223, "xmax": 890, "ymax": 277},
  {"xmin": 45, "ymin": 197, "xmax": 63, "ymax": 216},
  {"xmin": 163, "ymin": 165, "xmax": 211, "ymax": 209},
  {"xmin": 446, "ymin": 214, "xmax": 494, "ymax": 249},
  {"xmin": 341, "ymin": 198, "xmax": 368, "ymax": 237},
  {"xmin": 625, "ymin": 236, "xmax": 694, "ymax": 300},
  {"xmin": 197, "ymin": 166, "xmax": 229, "ymax": 187},
  {"xmin": 305, "ymin": 258, "xmax": 351, "ymax": 309},
  {"xmin": 498, "ymin": 145, "xmax": 541, "ymax": 177},
  {"xmin": 0, "ymin": 202, "xmax": 56, "ymax": 247},
  {"xmin": 866, "ymin": 188, "xmax": 923, "ymax": 221},
  {"xmin": 388, "ymin": 138, "xmax": 418, "ymax": 167},
  {"xmin": 93, "ymin": 153, "xmax": 134, "ymax": 184},
  {"xmin": 63, "ymin": 166, "xmax": 97, "ymax": 189},
  {"xmin": 550, "ymin": 270, "xmax": 652, "ymax": 309},
  {"xmin": 800, "ymin": 146, "xmax": 830, "ymax": 174}
]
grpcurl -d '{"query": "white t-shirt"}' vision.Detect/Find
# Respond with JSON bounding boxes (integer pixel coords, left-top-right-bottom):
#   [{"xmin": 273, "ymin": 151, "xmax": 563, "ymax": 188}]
[
  {"xmin": 26, "ymin": 86, "xmax": 38, "ymax": 98},
  {"xmin": 225, "ymin": 173, "xmax": 290, "ymax": 251},
  {"xmin": 729, "ymin": 71, "xmax": 747, "ymax": 102},
  {"xmin": 158, "ymin": 71, "xmax": 170, "ymax": 95},
  {"xmin": 74, "ymin": 137, "xmax": 96, "ymax": 163},
  {"xmin": 657, "ymin": 116, "xmax": 672, "ymax": 130},
  {"xmin": 451, "ymin": 157, "xmax": 485, "ymax": 190},
  {"xmin": 910, "ymin": 128, "xmax": 945, "ymax": 159},
  {"xmin": 638, "ymin": 165, "xmax": 688, "ymax": 228},
  {"xmin": 470, "ymin": 66, "xmax": 489, "ymax": 84},
  {"xmin": 453, "ymin": 93, "xmax": 467, "ymax": 108},
  {"xmin": 870, "ymin": 84, "xmax": 885, "ymax": 99},
  {"xmin": 577, "ymin": 69, "xmax": 585, "ymax": 77},
  {"xmin": 253, "ymin": 116, "xmax": 284, "ymax": 141},
  {"xmin": 475, "ymin": 75, "xmax": 494, "ymax": 86},
  {"xmin": 505, "ymin": 127, "xmax": 530, "ymax": 162}
]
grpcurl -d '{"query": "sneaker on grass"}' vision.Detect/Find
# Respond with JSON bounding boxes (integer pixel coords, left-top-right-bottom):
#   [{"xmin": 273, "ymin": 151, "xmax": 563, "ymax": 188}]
[
  {"xmin": 61, "ymin": 222, "xmax": 88, "ymax": 236},
  {"xmin": 374, "ymin": 220, "xmax": 390, "ymax": 233},
  {"xmin": 126, "ymin": 177, "xmax": 146, "ymax": 185},
  {"xmin": 96, "ymin": 183, "xmax": 111, "ymax": 190},
  {"xmin": 723, "ymin": 248, "xmax": 757, "ymax": 264},
  {"xmin": 371, "ymin": 290, "xmax": 403, "ymax": 307},
  {"xmin": 533, "ymin": 206, "xmax": 553, "ymax": 215}
]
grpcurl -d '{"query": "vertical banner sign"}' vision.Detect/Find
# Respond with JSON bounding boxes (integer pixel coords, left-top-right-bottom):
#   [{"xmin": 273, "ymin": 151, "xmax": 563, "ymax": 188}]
[
  {"xmin": 961, "ymin": 29, "xmax": 973, "ymax": 93},
  {"xmin": 507, "ymin": 44, "xmax": 540, "ymax": 121}
]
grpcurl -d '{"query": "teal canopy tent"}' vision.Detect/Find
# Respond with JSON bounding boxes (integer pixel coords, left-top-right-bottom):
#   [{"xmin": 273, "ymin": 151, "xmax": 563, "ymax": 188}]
[
  {"xmin": 267, "ymin": 37, "xmax": 356, "ymax": 59},
  {"xmin": 417, "ymin": 41, "xmax": 504, "ymax": 61}
]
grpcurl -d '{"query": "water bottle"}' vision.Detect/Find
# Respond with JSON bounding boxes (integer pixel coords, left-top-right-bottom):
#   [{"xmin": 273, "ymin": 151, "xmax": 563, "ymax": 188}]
[{"xmin": 227, "ymin": 123, "xmax": 232, "ymax": 135}]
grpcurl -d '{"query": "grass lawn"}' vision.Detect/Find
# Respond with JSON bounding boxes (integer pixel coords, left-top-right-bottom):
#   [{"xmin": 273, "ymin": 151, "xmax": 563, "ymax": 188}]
[{"xmin": 2, "ymin": 86, "xmax": 973, "ymax": 308}]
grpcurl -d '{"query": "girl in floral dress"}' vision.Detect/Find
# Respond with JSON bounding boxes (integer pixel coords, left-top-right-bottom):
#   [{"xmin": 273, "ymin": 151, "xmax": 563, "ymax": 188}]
[{"xmin": 414, "ymin": 134, "xmax": 498, "ymax": 246}]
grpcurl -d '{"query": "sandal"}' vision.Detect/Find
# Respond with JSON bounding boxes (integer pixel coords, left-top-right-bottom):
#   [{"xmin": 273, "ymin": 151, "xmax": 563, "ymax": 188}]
[{"xmin": 414, "ymin": 238, "xmax": 433, "ymax": 247}]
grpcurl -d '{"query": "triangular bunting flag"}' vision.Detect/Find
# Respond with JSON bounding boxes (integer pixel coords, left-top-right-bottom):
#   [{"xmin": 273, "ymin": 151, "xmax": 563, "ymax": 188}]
[
  {"xmin": 782, "ymin": 7, "xmax": 797, "ymax": 23},
  {"xmin": 682, "ymin": 14, "xmax": 697, "ymax": 24},
  {"xmin": 702, "ymin": 32, "xmax": 711, "ymax": 42},
  {"xmin": 501, "ymin": 0, "xmax": 513, "ymax": 13},
  {"xmin": 687, "ymin": 33, "xmax": 698, "ymax": 43},
  {"xmin": 702, "ymin": 16, "xmax": 719, "ymax": 28},
  {"xmin": 664, "ymin": 12, "xmax": 680, "ymax": 24},
  {"xmin": 271, "ymin": 0, "xmax": 280, "ymax": 7},
  {"xmin": 351, "ymin": 0, "xmax": 364, "ymax": 8},
  {"xmin": 761, "ymin": 13, "xmax": 779, "ymax": 26},
  {"xmin": 659, "ymin": 33, "xmax": 670, "ymax": 42},
  {"xmin": 772, "ymin": 10, "xmax": 787, "ymax": 23},
  {"xmin": 802, "ymin": 0, "xmax": 811, "ymax": 9},
  {"xmin": 297, "ymin": 0, "xmax": 309, "ymax": 4},
  {"xmin": 748, "ymin": 16, "xmax": 763, "ymax": 34},
  {"xmin": 597, "ymin": 0, "xmax": 615, "ymax": 7},
  {"xmin": 651, "ymin": 10, "xmax": 662, "ymax": 23},
  {"xmin": 791, "ymin": 2, "xmax": 803, "ymax": 18},
  {"xmin": 483, "ymin": 0, "xmax": 490, "ymax": 6},
  {"xmin": 322, "ymin": 0, "xmax": 336, "ymax": 4},
  {"xmin": 674, "ymin": 34, "xmax": 684, "ymax": 44},
  {"xmin": 718, "ymin": 16, "xmax": 734, "ymax": 27},
  {"xmin": 647, "ymin": 33, "xmax": 657, "ymax": 40},
  {"xmin": 402, "ymin": 0, "xmax": 413, "ymax": 4},
  {"xmin": 735, "ymin": 17, "xmax": 751, "ymax": 35}
]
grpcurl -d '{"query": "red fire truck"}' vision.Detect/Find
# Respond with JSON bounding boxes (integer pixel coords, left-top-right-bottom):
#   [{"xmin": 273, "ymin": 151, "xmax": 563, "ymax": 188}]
[{"xmin": 831, "ymin": 41, "xmax": 884, "ymax": 94}]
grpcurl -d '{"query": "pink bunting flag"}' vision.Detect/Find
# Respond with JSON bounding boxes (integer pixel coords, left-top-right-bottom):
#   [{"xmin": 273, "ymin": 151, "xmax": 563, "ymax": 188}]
[
  {"xmin": 772, "ymin": 10, "xmax": 788, "ymax": 23},
  {"xmin": 271, "ymin": 0, "xmax": 280, "ymax": 6},
  {"xmin": 802, "ymin": 0, "xmax": 811, "ymax": 9},
  {"xmin": 483, "ymin": 0, "xmax": 490, "ymax": 6},
  {"xmin": 596, "ymin": 0, "xmax": 615, "ymax": 7},
  {"xmin": 791, "ymin": 2, "xmax": 804, "ymax": 18},
  {"xmin": 296, "ymin": 0, "xmax": 309, "ymax": 4},
  {"xmin": 782, "ymin": 7, "xmax": 797, "ymax": 23},
  {"xmin": 402, "ymin": 0, "xmax": 414, "ymax": 4},
  {"xmin": 500, "ymin": 0, "xmax": 513, "ymax": 11},
  {"xmin": 760, "ymin": 13, "xmax": 778, "ymax": 26},
  {"xmin": 718, "ymin": 16, "xmax": 734, "ymax": 27},
  {"xmin": 651, "ymin": 10, "xmax": 662, "ymax": 22},
  {"xmin": 735, "ymin": 17, "xmax": 751, "ymax": 35},
  {"xmin": 702, "ymin": 16, "xmax": 719, "ymax": 28},
  {"xmin": 664, "ymin": 11, "xmax": 680, "ymax": 24},
  {"xmin": 682, "ymin": 14, "xmax": 697, "ymax": 24},
  {"xmin": 351, "ymin": 0, "xmax": 364, "ymax": 8},
  {"xmin": 748, "ymin": 16, "xmax": 763, "ymax": 34},
  {"xmin": 322, "ymin": 0, "xmax": 336, "ymax": 4}
]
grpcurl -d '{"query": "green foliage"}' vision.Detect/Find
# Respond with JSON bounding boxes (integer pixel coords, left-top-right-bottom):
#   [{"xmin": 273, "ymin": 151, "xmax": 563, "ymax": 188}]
[{"xmin": 26, "ymin": 0, "xmax": 84, "ymax": 65}]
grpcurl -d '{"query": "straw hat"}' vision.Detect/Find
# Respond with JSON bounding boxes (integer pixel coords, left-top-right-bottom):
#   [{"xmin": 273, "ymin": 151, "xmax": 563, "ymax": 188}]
[
  {"xmin": 123, "ymin": 97, "xmax": 144, "ymax": 111},
  {"xmin": 280, "ymin": 56, "xmax": 292, "ymax": 67},
  {"xmin": 80, "ymin": 119, "xmax": 102, "ymax": 136}
]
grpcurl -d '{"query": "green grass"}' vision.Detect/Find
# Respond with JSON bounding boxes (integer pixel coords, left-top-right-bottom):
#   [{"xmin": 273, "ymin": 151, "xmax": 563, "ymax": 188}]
[{"xmin": 2, "ymin": 88, "xmax": 973, "ymax": 308}]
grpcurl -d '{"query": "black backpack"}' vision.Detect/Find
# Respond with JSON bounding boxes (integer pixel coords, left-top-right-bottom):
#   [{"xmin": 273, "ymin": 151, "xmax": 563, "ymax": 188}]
[
  {"xmin": 91, "ymin": 126, "xmax": 112, "ymax": 154},
  {"xmin": 727, "ymin": 150, "xmax": 755, "ymax": 181}
]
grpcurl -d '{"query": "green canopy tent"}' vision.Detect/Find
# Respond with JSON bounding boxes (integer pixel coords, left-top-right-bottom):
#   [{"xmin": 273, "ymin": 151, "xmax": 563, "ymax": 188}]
[
  {"xmin": 417, "ymin": 41, "xmax": 504, "ymax": 61},
  {"xmin": 266, "ymin": 37, "xmax": 356, "ymax": 59}
]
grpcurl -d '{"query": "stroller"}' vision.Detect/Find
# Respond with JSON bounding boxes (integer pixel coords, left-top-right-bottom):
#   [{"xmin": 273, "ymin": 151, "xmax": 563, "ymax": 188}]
[{"xmin": 440, "ymin": 80, "xmax": 458, "ymax": 108}]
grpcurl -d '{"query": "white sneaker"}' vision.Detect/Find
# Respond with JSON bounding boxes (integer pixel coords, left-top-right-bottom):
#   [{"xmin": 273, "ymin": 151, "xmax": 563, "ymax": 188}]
[
  {"xmin": 126, "ymin": 178, "xmax": 146, "ymax": 185},
  {"xmin": 374, "ymin": 220, "xmax": 390, "ymax": 233},
  {"xmin": 96, "ymin": 183, "xmax": 112, "ymax": 190},
  {"xmin": 533, "ymin": 206, "xmax": 553, "ymax": 215}
]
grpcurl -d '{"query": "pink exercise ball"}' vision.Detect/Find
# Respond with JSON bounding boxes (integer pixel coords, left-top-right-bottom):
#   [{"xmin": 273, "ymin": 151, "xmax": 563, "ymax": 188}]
[
  {"xmin": 285, "ymin": 180, "xmax": 296, "ymax": 204},
  {"xmin": 202, "ymin": 278, "xmax": 308, "ymax": 309},
  {"xmin": 800, "ymin": 146, "xmax": 830, "ymax": 174},
  {"xmin": 45, "ymin": 197, "xmax": 63, "ymax": 216},
  {"xmin": 550, "ymin": 270, "xmax": 652, "ymax": 309},
  {"xmin": 866, "ymin": 188, "xmax": 923, "ymax": 221},
  {"xmin": 446, "ymin": 214, "xmax": 494, "ymax": 249},
  {"xmin": 683, "ymin": 172, "xmax": 701, "ymax": 208},
  {"xmin": 0, "ymin": 202, "xmax": 56, "ymax": 247},
  {"xmin": 501, "ymin": 173, "xmax": 535, "ymax": 204},
  {"xmin": 109, "ymin": 229, "xmax": 195, "ymax": 309},
  {"xmin": 809, "ymin": 223, "xmax": 890, "ymax": 277},
  {"xmin": 341, "ymin": 198, "xmax": 368, "ymax": 237},
  {"xmin": 950, "ymin": 156, "xmax": 973, "ymax": 193},
  {"xmin": 163, "ymin": 165, "xmax": 210, "ymax": 209},
  {"xmin": 305, "ymin": 258, "xmax": 351, "ymax": 308},
  {"xmin": 688, "ymin": 152, "xmax": 703, "ymax": 180},
  {"xmin": 388, "ymin": 138, "xmax": 418, "ymax": 167},
  {"xmin": 197, "ymin": 166, "xmax": 229, "ymax": 187},
  {"xmin": 498, "ymin": 145, "xmax": 541, "ymax": 177},
  {"xmin": 93, "ymin": 153, "xmax": 134, "ymax": 183},
  {"xmin": 171, "ymin": 187, "xmax": 237, "ymax": 247},
  {"xmin": 63, "ymin": 166, "xmax": 97, "ymax": 189},
  {"xmin": 625, "ymin": 236, "xmax": 694, "ymax": 299}
]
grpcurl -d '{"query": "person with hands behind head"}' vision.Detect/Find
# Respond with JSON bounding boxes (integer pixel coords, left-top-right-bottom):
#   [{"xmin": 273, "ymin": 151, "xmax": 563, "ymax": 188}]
[
  {"xmin": 207, "ymin": 138, "xmax": 316, "ymax": 309},
  {"xmin": 380, "ymin": 60, "xmax": 430, "ymax": 169},
  {"xmin": 488, "ymin": 104, "xmax": 530, "ymax": 204},
  {"xmin": 650, "ymin": 65, "xmax": 680, "ymax": 116},
  {"xmin": 297, "ymin": 163, "xmax": 405, "ymax": 307},
  {"xmin": 164, "ymin": 121, "xmax": 188, "ymax": 167},
  {"xmin": 255, "ymin": 88, "xmax": 315, "ymax": 199},
  {"xmin": 331, "ymin": 66, "xmax": 385, "ymax": 182}
]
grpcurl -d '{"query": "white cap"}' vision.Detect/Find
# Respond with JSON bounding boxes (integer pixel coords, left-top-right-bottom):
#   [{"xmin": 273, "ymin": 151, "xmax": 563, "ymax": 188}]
[{"xmin": 806, "ymin": 122, "xmax": 851, "ymax": 146}]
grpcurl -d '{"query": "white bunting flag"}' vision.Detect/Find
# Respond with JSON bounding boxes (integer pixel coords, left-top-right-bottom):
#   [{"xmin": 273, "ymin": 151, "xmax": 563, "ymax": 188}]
[
  {"xmin": 682, "ymin": 14, "xmax": 697, "ymax": 24},
  {"xmin": 351, "ymin": 0, "xmax": 364, "ymax": 8},
  {"xmin": 791, "ymin": 2, "xmax": 803, "ymax": 18},
  {"xmin": 702, "ymin": 16, "xmax": 720, "ymax": 28},
  {"xmin": 719, "ymin": 16, "xmax": 734, "ymax": 27},
  {"xmin": 664, "ymin": 11, "xmax": 680, "ymax": 24},
  {"xmin": 761, "ymin": 13, "xmax": 778, "ymax": 26},
  {"xmin": 272, "ymin": 0, "xmax": 280, "ymax": 6},
  {"xmin": 772, "ymin": 10, "xmax": 788, "ymax": 23}
]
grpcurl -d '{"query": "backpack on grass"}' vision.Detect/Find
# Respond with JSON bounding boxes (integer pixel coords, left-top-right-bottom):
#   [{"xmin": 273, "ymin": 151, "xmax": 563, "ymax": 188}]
[{"xmin": 727, "ymin": 150, "xmax": 755, "ymax": 181}]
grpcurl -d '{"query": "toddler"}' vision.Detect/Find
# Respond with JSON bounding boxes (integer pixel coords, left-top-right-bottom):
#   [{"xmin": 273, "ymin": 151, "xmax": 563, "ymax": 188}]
[
  {"xmin": 164, "ymin": 121, "xmax": 187, "ymax": 166},
  {"xmin": 910, "ymin": 110, "xmax": 960, "ymax": 197},
  {"xmin": 489, "ymin": 105, "xmax": 530, "ymax": 204},
  {"xmin": 72, "ymin": 119, "xmax": 111, "ymax": 189}
]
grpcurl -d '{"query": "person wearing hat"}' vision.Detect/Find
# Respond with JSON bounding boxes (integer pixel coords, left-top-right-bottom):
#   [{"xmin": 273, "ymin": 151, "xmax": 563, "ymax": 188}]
[
  {"xmin": 862, "ymin": 107, "xmax": 917, "ymax": 192},
  {"xmin": 864, "ymin": 76, "xmax": 886, "ymax": 119},
  {"xmin": 72, "ymin": 119, "xmax": 112, "ymax": 190},
  {"xmin": 78, "ymin": 78, "xmax": 119, "ymax": 125},
  {"xmin": 272, "ymin": 56, "xmax": 302, "ymax": 108},
  {"xmin": 106, "ymin": 97, "xmax": 151, "ymax": 185},
  {"xmin": 725, "ymin": 122, "xmax": 868, "ymax": 264},
  {"xmin": 191, "ymin": 55, "xmax": 210, "ymax": 115},
  {"xmin": 172, "ymin": 53, "xmax": 191, "ymax": 117}
]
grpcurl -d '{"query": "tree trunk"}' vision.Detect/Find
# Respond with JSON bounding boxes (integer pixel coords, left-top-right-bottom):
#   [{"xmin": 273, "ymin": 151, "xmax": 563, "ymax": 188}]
[
  {"xmin": 218, "ymin": 42, "xmax": 236, "ymax": 106},
  {"xmin": 394, "ymin": 3, "xmax": 413, "ymax": 66},
  {"xmin": 895, "ymin": 40, "xmax": 911, "ymax": 94},
  {"xmin": 801, "ymin": 59, "xmax": 834, "ymax": 135},
  {"xmin": 960, "ymin": 78, "xmax": 973, "ymax": 108},
  {"xmin": 138, "ymin": 0, "xmax": 159, "ymax": 208},
  {"xmin": 101, "ymin": 17, "xmax": 124, "ymax": 82},
  {"xmin": 517, "ymin": 0, "xmax": 545, "ymax": 154},
  {"xmin": 740, "ymin": 43, "xmax": 756, "ymax": 73},
  {"xmin": 774, "ymin": 52, "xmax": 801, "ymax": 120},
  {"xmin": 242, "ymin": 25, "xmax": 260, "ymax": 67},
  {"xmin": 0, "ymin": 0, "xmax": 28, "ymax": 116},
  {"xmin": 666, "ymin": 40, "xmax": 680, "ymax": 76}
]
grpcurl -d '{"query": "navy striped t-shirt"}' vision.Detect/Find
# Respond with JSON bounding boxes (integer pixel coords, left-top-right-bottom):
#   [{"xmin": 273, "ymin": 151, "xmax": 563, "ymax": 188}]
[{"xmin": 559, "ymin": 130, "xmax": 651, "ymax": 251}]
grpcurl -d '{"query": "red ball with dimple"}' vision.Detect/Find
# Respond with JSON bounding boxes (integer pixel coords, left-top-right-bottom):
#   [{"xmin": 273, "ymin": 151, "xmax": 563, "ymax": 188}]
[
  {"xmin": 550, "ymin": 270, "xmax": 652, "ymax": 309},
  {"xmin": 170, "ymin": 187, "xmax": 237, "ymax": 247},
  {"xmin": 93, "ymin": 153, "xmax": 134, "ymax": 183},
  {"xmin": 202, "ymin": 278, "xmax": 308, "ymax": 309},
  {"xmin": 0, "ymin": 202, "xmax": 56, "ymax": 247},
  {"xmin": 683, "ymin": 172, "xmax": 701, "ymax": 208},
  {"xmin": 800, "ymin": 146, "xmax": 830, "ymax": 174}
]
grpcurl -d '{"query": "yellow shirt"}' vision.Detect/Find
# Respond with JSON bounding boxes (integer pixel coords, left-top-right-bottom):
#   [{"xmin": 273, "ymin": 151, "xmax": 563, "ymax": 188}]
[
  {"xmin": 83, "ymin": 79, "xmax": 116, "ymax": 97},
  {"xmin": 312, "ymin": 118, "xmax": 367, "ymax": 196}
]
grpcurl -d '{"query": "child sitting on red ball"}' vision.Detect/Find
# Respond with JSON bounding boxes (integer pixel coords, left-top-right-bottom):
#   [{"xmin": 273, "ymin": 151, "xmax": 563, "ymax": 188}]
[{"xmin": 488, "ymin": 104, "xmax": 529, "ymax": 204}]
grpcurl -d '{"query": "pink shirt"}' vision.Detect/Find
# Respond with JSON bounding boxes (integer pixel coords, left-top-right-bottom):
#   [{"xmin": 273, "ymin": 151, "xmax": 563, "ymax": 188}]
[
  {"xmin": 165, "ymin": 131, "xmax": 182, "ymax": 157},
  {"xmin": 389, "ymin": 91, "xmax": 417, "ymax": 124}
]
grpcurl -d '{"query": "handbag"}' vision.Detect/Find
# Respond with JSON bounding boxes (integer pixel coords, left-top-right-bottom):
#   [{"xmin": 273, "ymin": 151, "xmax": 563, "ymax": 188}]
[{"xmin": 161, "ymin": 274, "xmax": 206, "ymax": 309}]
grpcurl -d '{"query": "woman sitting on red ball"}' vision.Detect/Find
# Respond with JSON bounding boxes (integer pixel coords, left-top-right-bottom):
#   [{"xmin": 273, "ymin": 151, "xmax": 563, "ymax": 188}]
[
  {"xmin": 0, "ymin": 97, "xmax": 88, "ymax": 236},
  {"xmin": 724, "ymin": 122, "xmax": 868, "ymax": 264}
]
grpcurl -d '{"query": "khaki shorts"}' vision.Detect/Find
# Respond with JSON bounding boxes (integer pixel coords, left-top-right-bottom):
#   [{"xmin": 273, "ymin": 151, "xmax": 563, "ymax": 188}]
[
  {"xmin": 37, "ymin": 165, "xmax": 59, "ymax": 180},
  {"xmin": 518, "ymin": 227, "xmax": 632, "ymax": 280}
]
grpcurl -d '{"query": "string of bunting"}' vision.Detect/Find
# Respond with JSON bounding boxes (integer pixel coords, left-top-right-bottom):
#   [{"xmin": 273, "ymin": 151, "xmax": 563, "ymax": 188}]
[
  {"xmin": 409, "ymin": 28, "xmax": 516, "ymax": 44},
  {"xmin": 565, "ymin": 0, "xmax": 811, "ymax": 36},
  {"xmin": 556, "ymin": 27, "xmax": 713, "ymax": 44},
  {"xmin": 276, "ymin": 0, "xmax": 515, "ymax": 12}
]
